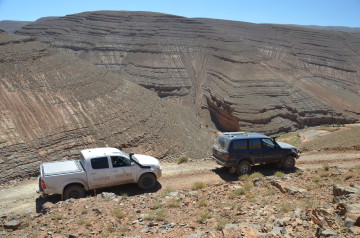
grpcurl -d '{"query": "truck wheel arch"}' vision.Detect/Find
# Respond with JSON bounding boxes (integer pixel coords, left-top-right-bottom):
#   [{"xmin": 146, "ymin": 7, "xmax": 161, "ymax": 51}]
[
  {"xmin": 63, "ymin": 183, "xmax": 86, "ymax": 200},
  {"xmin": 137, "ymin": 172, "xmax": 157, "ymax": 190},
  {"xmin": 61, "ymin": 181, "xmax": 87, "ymax": 198}
]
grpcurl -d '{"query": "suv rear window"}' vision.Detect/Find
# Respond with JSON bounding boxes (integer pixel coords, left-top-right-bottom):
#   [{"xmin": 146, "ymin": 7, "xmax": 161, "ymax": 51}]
[
  {"xmin": 231, "ymin": 140, "xmax": 247, "ymax": 150},
  {"xmin": 248, "ymin": 139, "xmax": 262, "ymax": 149},
  {"xmin": 214, "ymin": 136, "xmax": 228, "ymax": 150}
]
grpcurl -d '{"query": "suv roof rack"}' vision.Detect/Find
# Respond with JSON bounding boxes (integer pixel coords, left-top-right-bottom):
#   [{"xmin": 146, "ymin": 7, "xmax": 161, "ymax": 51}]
[{"xmin": 223, "ymin": 132, "xmax": 250, "ymax": 137}]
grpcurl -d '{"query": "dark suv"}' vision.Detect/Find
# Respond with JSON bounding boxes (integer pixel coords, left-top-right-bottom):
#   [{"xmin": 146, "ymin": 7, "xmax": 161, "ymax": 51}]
[{"xmin": 212, "ymin": 132, "xmax": 300, "ymax": 175}]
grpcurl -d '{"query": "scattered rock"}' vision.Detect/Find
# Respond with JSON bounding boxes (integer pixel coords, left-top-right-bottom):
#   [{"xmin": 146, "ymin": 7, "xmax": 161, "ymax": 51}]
[
  {"xmin": 316, "ymin": 228, "xmax": 338, "ymax": 237},
  {"xmin": 4, "ymin": 219, "xmax": 22, "ymax": 230},
  {"xmin": 348, "ymin": 226, "xmax": 360, "ymax": 234},
  {"xmin": 333, "ymin": 185, "xmax": 358, "ymax": 196},
  {"xmin": 100, "ymin": 192, "xmax": 117, "ymax": 200},
  {"xmin": 63, "ymin": 233, "xmax": 77, "ymax": 238}
]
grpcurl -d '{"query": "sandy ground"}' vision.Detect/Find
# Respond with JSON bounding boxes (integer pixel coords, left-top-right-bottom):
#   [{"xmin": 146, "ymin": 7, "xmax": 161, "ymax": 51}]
[{"xmin": 0, "ymin": 150, "xmax": 359, "ymax": 215}]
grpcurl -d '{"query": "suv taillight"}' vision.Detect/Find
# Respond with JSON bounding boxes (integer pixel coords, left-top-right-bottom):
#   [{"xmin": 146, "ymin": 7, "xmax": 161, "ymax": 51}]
[
  {"xmin": 225, "ymin": 153, "xmax": 230, "ymax": 161},
  {"xmin": 41, "ymin": 179, "xmax": 47, "ymax": 189}
]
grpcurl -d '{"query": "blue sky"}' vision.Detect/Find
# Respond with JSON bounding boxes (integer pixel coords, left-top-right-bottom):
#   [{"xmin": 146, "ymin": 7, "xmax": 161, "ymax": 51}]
[{"xmin": 0, "ymin": 0, "xmax": 359, "ymax": 27}]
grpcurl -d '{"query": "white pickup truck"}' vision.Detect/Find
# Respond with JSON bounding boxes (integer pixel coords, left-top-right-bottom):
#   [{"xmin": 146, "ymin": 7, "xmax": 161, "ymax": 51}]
[{"xmin": 37, "ymin": 147, "xmax": 162, "ymax": 200}]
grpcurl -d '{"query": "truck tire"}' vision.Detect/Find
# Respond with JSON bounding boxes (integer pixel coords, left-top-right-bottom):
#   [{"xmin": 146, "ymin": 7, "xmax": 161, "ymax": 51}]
[
  {"xmin": 236, "ymin": 160, "xmax": 252, "ymax": 176},
  {"xmin": 137, "ymin": 173, "xmax": 157, "ymax": 190},
  {"xmin": 63, "ymin": 184, "xmax": 85, "ymax": 200},
  {"xmin": 282, "ymin": 155, "xmax": 295, "ymax": 170}
]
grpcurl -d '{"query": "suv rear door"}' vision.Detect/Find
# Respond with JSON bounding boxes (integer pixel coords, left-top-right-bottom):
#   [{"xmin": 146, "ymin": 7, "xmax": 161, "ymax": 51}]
[
  {"xmin": 229, "ymin": 139, "xmax": 248, "ymax": 161},
  {"xmin": 248, "ymin": 138, "xmax": 263, "ymax": 163}
]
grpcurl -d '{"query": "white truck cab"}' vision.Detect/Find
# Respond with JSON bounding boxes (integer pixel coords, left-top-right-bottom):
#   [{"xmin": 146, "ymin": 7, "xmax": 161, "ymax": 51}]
[{"xmin": 38, "ymin": 147, "xmax": 162, "ymax": 200}]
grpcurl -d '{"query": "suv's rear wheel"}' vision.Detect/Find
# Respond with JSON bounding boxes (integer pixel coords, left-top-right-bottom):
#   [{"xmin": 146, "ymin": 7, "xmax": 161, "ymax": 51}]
[
  {"xmin": 236, "ymin": 160, "xmax": 252, "ymax": 176},
  {"xmin": 282, "ymin": 155, "xmax": 295, "ymax": 170}
]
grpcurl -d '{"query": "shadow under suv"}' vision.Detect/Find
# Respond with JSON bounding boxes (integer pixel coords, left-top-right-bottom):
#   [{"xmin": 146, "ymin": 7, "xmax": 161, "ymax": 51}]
[{"xmin": 212, "ymin": 132, "xmax": 300, "ymax": 175}]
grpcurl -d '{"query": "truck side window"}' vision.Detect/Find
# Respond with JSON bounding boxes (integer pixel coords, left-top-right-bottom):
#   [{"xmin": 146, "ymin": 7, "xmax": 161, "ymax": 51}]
[
  {"xmin": 91, "ymin": 157, "xmax": 109, "ymax": 169},
  {"xmin": 248, "ymin": 139, "xmax": 262, "ymax": 150},
  {"xmin": 111, "ymin": 156, "xmax": 131, "ymax": 167},
  {"xmin": 231, "ymin": 140, "xmax": 247, "ymax": 150}
]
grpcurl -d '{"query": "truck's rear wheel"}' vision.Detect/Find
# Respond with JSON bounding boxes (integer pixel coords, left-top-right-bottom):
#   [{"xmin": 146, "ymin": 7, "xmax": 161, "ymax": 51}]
[
  {"xmin": 282, "ymin": 155, "xmax": 295, "ymax": 170},
  {"xmin": 137, "ymin": 173, "xmax": 157, "ymax": 190},
  {"xmin": 236, "ymin": 160, "xmax": 252, "ymax": 176},
  {"xmin": 63, "ymin": 184, "xmax": 85, "ymax": 200}
]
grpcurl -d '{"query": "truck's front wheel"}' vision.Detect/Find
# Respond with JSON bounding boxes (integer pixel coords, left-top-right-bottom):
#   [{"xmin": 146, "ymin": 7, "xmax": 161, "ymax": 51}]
[
  {"xmin": 137, "ymin": 173, "xmax": 157, "ymax": 190},
  {"xmin": 63, "ymin": 184, "xmax": 85, "ymax": 200}
]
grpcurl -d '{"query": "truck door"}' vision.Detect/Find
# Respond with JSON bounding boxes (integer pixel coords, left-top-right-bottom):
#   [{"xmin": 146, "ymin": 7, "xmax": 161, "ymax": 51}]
[
  {"xmin": 87, "ymin": 157, "xmax": 112, "ymax": 189},
  {"xmin": 110, "ymin": 156, "xmax": 136, "ymax": 185}
]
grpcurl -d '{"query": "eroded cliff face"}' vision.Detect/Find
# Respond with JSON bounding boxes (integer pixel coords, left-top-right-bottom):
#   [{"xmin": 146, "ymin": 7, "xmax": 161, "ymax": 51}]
[
  {"xmin": 0, "ymin": 32, "xmax": 214, "ymax": 183},
  {"xmin": 16, "ymin": 11, "xmax": 360, "ymax": 134}
]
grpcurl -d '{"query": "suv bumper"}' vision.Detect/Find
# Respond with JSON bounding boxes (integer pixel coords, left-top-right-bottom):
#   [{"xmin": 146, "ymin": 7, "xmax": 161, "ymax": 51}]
[{"xmin": 212, "ymin": 156, "xmax": 233, "ymax": 167}]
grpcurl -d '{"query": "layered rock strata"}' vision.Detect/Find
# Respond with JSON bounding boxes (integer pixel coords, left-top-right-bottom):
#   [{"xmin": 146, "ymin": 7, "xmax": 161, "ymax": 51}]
[
  {"xmin": 16, "ymin": 11, "xmax": 360, "ymax": 134},
  {"xmin": 0, "ymin": 32, "xmax": 213, "ymax": 183}
]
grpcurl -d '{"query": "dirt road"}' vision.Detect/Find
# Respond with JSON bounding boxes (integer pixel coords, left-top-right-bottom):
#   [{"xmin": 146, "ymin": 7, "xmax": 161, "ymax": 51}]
[{"xmin": 0, "ymin": 151, "xmax": 359, "ymax": 215}]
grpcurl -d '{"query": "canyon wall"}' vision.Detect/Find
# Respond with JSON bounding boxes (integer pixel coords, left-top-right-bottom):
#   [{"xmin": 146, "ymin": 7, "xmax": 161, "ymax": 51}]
[
  {"xmin": 16, "ymin": 11, "xmax": 360, "ymax": 135},
  {"xmin": 0, "ymin": 32, "xmax": 214, "ymax": 183}
]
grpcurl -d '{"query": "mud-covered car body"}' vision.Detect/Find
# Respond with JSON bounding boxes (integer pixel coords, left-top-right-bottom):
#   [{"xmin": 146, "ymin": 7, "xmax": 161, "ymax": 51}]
[{"xmin": 212, "ymin": 132, "xmax": 299, "ymax": 174}]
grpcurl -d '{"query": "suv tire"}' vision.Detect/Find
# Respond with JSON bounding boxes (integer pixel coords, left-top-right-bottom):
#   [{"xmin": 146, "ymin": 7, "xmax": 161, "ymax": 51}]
[
  {"xmin": 137, "ymin": 173, "xmax": 157, "ymax": 190},
  {"xmin": 236, "ymin": 160, "xmax": 251, "ymax": 176},
  {"xmin": 282, "ymin": 155, "xmax": 295, "ymax": 170}
]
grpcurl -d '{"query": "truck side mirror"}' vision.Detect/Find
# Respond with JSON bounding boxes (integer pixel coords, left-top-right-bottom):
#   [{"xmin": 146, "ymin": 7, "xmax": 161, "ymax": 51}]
[{"xmin": 129, "ymin": 152, "xmax": 134, "ymax": 159}]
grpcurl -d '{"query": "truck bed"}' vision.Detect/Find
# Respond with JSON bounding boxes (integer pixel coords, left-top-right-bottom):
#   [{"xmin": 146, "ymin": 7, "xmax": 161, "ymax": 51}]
[{"xmin": 42, "ymin": 160, "xmax": 84, "ymax": 177}]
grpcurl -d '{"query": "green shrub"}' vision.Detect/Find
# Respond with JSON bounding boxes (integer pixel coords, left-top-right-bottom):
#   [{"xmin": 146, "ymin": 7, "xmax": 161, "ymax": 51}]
[
  {"xmin": 249, "ymin": 172, "xmax": 264, "ymax": 180},
  {"xmin": 192, "ymin": 181, "xmax": 205, "ymax": 190},
  {"xmin": 113, "ymin": 209, "xmax": 125, "ymax": 219},
  {"xmin": 176, "ymin": 156, "xmax": 189, "ymax": 164},
  {"xmin": 78, "ymin": 218, "xmax": 91, "ymax": 228},
  {"xmin": 52, "ymin": 213, "xmax": 63, "ymax": 220},
  {"xmin": 239, "ymin": 174, "xmax": 249, "ymax": 181},
  {"xmin": 216, "ymin": 217, "xmax": 229, "ymax": 230},
  {"xmin": 197, "ymin": 211, "xmax": 211, "ymax": 223},
  {"xmin": 279, "ymin": 203, "xmax": 291, "ymax": 213},
  {"xmin": 322, "ymin": 163, "xmax": 330, "ymax": 171},
  {"xmin": 161, "ymin": 187, "xmax": 175, "ymax": 197},
  {"xmin": 319, "ymin": 170, "xmax": 329, "ymax": 177},
  {"xmin": 295, "ymin": 169, "xmax": 303, "ymax": 176},
  {"xmin": 243, "ymin": 182, "xmax": 254, "ymax": 191},
  {"xmin": 144, "ymin": 209, "xmax": 166, "ymax": 221},
  {"xmin": 266, "ymin": 187, "xmax": 277, "ymax": 196},
  {"xmin": 274, "ymin": 171, "xmax": 285, "ymax": 178},
  {"xmin": 151, "ymin": 200, "xmax": 162, "ymax": 210},
  {"xmin": 167, "ymin": 198, "xmax": 181, "ymax": 208},
  {"xmin": 198, "ymin": 197, "xmax": 208, "ymax": 207},
  {"xmin": 229, "ymin": 187, "xmax": 245, "ymax": 198}
]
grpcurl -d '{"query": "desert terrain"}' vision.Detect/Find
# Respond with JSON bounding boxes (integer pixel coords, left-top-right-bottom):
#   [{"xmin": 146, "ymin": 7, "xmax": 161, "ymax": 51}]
[
  {"xmin": 0, "ymin": 10, "xmax": 359, "ymax": 237},
  {"xmin": 0, "ymin": 124, "xmax": 359, "ymax": 237}
]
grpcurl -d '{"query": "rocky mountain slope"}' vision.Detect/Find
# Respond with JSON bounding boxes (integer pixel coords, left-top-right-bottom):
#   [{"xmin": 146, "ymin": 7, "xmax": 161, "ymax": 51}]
[
  {"xmin": 1, "ymin": 165, "xmax": 359, "ymax": 237},
  {"xmin": 0, "ymin": 32, "xmax": 214, "ymax": 184},
  {"xmin": 0, "ymin": 21, "xmax": 31, "ymax": 33},
  {"xmin": 16, "ymin": 11, "xmax": 360, "ymax": 134}
]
